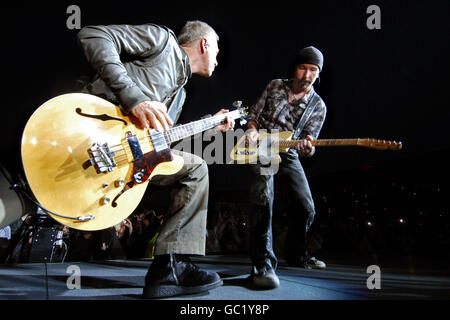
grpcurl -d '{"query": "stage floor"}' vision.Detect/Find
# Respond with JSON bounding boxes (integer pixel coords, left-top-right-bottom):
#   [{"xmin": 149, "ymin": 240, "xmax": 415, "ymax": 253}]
[{"xmin": 1, "ymin": 254, "xmax": 449, "ymax": 301}]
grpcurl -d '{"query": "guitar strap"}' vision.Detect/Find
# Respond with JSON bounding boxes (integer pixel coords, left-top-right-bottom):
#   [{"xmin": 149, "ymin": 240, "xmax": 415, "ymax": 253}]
[
  {"xmin": 166, "ymin": 87, "xmax": 187, "ymax": 125},
  {"xmin": 292, "ymin": 91, "xmax": 320, "ymax": 140}
]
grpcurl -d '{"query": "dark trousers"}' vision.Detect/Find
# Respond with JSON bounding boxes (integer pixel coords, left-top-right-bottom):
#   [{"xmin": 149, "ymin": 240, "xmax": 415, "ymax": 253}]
[
  {"xmin": 248, "ymin": 150, "xmax": 316, "ymax": 269},
  {"xmin": 149, "ymin": 150, "xmax": 209, "ymax": 256}
]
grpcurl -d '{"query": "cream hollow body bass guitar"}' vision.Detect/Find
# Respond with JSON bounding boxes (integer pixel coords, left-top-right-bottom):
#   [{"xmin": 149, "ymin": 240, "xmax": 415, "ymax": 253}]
[
  {"xmin": 22, "ymin": 93, "xmax": 246, "ymax": 231},
  {"xmin": 230, "ymin": 131, "xmax": 402, "ymax": 164}
]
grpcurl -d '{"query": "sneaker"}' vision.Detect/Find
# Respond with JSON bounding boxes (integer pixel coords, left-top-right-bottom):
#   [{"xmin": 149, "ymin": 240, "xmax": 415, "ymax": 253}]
[
  {"xmin": 286, "ymin": 256, "xmax": 326, "ymax": 269},
  {"xmin": 250, "ymin": 261, "xmax": 280, "ymax": 289},
  {"xmin": 303, "ymin": 256, "xmax": 326, "ymax": 269},
  {"xmin": 143, "ymin": 254, "xmax": 223, "ymax": 298}
]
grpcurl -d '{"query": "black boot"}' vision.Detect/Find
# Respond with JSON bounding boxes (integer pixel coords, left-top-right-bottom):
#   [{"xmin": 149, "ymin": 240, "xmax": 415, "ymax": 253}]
[{"xmin": 143, "ymin": 254, "xmax": 223, "ymax": 298}]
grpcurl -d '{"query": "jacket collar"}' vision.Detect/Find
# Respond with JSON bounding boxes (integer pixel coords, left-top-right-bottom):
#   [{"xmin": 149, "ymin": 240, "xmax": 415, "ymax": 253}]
[{"xmin": 179, "ymin": 46, "xmax": 192, "ymax": 79}]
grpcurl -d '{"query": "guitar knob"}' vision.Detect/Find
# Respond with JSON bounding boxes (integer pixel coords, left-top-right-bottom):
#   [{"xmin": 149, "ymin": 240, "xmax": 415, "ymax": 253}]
[
  {"xmin": 101, "ymin": 196, "xmax": 111, "ymax": 205},
  {"xmin": 115, "ymin": 179, "xmax": 125, "ymax": 187}
]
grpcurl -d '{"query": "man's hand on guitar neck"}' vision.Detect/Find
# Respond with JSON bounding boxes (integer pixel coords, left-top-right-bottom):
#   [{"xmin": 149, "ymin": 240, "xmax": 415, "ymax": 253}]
[
  {"xmin": 130, "ymin": 100, "xmax": 173, "ymax": 131},
  {"xmin": 246, "ymin": 120, "xmax": 315, "ymax": 157},
  {"xmin": 246, "ymin": 121, "xmax": 259, "ymax": 142},
  {"xmin": 296, "ymin": 135, "xmax": 316, "ymax": 157},
  {"xmin": 214, "ymin": 109, "xmax": 235, "ymax": 132}
]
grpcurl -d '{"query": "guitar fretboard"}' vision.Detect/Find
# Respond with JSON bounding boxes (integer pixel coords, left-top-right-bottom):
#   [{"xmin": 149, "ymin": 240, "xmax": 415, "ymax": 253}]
[
  {"xmin": 163, "ymin": 110, "xmax": 242, "ymax": 144},
  {"xmin": 278, "ymin": 139, "xmax": 361, "ymax": 148}
]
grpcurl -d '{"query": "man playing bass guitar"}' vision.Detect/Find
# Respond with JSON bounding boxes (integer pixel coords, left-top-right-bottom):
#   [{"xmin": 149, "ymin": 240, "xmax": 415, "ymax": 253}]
[{"xmin": 77, "ymin": 20, "xmax": 233, "ymax": 298}]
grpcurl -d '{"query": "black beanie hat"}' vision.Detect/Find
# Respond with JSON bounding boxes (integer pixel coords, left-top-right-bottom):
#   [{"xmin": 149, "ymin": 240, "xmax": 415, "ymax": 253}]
[{"xmin": 295, "ymin": 46, "xmax": 324, "ymax": 71}]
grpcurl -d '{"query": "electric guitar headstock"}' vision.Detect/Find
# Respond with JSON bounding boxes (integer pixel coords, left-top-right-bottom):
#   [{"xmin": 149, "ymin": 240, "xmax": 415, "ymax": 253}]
[{"xmin": 357, "ymin": 138, "xmax": 403, "ymax": 150}]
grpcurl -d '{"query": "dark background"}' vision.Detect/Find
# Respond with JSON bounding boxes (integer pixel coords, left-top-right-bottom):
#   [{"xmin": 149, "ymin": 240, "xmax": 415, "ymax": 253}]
[{"xmin": 1, "ymin": 1, "xmax": 449, "ymax": 263}]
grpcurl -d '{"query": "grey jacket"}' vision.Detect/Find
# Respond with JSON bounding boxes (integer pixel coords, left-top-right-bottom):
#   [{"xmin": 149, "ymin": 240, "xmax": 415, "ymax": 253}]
[{"xmin": 77, "ymin": 23, "xmax": 191, "ymax": 123}]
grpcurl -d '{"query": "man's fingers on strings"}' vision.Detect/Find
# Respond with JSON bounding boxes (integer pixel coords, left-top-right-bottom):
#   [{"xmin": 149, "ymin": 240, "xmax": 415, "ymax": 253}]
[
  {"xmin": 145, "ymin": 110, "xmax": 164, "ymax": 132},
  {"xmin": 151, "ymin": 108, "xmax": 170, "ymax": 131}
]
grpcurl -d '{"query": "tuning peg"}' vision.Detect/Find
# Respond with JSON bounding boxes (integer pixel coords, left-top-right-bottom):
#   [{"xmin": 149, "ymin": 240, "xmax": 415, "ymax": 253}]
[
  {"xmin": 101, "ymin": 195, "xmax": 111, "ymax": 205},
  {"xmin": 232, "ymin": 100, "xmax": 243, "ymax": 108}
]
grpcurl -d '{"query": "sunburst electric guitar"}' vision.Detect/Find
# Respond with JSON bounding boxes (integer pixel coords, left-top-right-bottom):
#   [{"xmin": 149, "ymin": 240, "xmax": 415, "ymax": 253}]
[
  {"xmin": 230, "ymin": 131, "xmax": 402, "ymax": 164},
  {"xmin": 21, "ymin": 93, "xmax": 246, "ymax": 231}
]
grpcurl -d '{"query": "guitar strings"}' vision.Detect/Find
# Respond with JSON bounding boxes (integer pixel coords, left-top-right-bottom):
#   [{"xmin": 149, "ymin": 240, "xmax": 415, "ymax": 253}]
[
  {"xmin": 98, "ymin": 137, "xmax": 399, "ymax": 170},
  {"xmin": 91, "ymin": 111, "xmax": 240, "ymax": 168},
  {"xmin": 105, "ymin": 121, "xmax": 227, "ymax": 164},
  {"xmin": 105, "ymin": 131, "xmax": 174, "ymax": 166},
  {"xmin": 104, "ymin": 132, "xmax": 172, "ymax": 165},
  {"xmin": 105, "ymin": 111, "xmax": 238, "ymax": 150}
]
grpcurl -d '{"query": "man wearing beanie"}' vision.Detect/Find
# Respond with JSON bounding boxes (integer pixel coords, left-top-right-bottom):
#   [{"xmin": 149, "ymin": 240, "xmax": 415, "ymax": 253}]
[{"xmin": 245, "ymin": 46, "xmax": 327, "ymax": 289}]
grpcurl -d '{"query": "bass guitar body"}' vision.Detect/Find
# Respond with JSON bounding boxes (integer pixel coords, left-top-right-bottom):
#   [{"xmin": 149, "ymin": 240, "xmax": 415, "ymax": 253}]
[{"xmin": 21, "ymin": 93, "xmax": 183, "ymax": 231}]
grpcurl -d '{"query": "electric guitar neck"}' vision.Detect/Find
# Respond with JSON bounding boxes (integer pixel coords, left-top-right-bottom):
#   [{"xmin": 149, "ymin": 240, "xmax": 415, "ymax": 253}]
[
  {"xmin": 230, "ymin": 131, "xmax": 403, "ymax": 164},
  {"xmin": 279, "ymin": 138, "xmax": 403, "ymax": 150}
]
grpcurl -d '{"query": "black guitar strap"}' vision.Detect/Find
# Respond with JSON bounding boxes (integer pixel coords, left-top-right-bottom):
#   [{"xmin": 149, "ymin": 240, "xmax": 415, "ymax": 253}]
[{"xmin": 292, "ymin": 92, "xmax": 320, "ymax": 140}]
